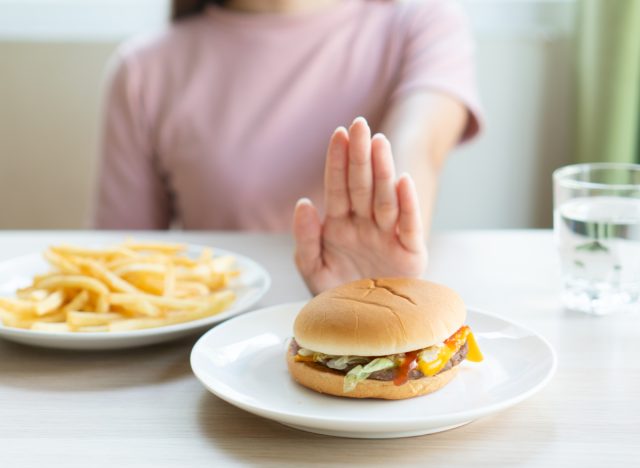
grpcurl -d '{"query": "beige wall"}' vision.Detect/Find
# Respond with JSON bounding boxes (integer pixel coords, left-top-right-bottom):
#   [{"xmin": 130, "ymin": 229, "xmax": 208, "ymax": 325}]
[
  {"xmin": 0, "ymin": 41, "xmax": 116, "ymax": 229},
  {"xmin": 433, "ymin": 36, "xmax": 574, "ymax": 229},
  {"xmin": 0, "ymin": 33, "xmax": 574, "ymax": 230}
]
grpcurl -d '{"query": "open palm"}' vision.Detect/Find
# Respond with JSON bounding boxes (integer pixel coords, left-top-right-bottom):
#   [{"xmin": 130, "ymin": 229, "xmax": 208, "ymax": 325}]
[{"xmin": 293, "ymin": 117, "xmax": 428, "ymax": 295}]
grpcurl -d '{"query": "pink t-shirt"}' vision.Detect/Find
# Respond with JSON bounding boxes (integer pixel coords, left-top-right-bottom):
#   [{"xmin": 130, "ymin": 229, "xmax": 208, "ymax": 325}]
[{"xmin": 94, "ymin": 0, "xmax": 482, "ymax": 231}]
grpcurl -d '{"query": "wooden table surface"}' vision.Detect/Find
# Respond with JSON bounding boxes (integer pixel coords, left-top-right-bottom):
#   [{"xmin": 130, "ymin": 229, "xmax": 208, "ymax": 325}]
[{"xmin": 0, "ymin": 230, "xmax": 638, "ymax": 467}]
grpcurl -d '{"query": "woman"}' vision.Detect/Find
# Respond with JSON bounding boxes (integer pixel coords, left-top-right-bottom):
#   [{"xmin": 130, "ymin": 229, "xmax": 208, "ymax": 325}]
[{"xmin": 94, "ymin": 0, "xmax": 482, "ymax": 294}]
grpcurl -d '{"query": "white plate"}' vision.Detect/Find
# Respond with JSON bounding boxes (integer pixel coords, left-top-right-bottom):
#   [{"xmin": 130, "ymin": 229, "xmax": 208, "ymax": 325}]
[
  {"xmin": 0, "ymin": 245, "xmax": 270, "ymax": 350},
  {"xmin": 191, "ymin": 302, "xmax": 557, "ymax": 439}
]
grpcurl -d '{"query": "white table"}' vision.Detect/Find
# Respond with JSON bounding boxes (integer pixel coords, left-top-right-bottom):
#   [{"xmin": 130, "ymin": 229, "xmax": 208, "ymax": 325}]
[{"xmin": 0, "ymin": 230, "xmax": 638, "ymax": 467}]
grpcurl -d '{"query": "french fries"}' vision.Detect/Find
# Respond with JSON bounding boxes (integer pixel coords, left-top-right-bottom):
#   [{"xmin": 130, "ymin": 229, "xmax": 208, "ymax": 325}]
[{"xmin": 0, "ymin": 240, "xmax": 238, "ymax": 333}]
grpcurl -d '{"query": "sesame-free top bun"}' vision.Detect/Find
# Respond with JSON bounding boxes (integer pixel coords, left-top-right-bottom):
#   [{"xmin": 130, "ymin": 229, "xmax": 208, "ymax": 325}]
[{"xmin": 293, "ymin": 278, "xmax": 466, "ymax": 356}]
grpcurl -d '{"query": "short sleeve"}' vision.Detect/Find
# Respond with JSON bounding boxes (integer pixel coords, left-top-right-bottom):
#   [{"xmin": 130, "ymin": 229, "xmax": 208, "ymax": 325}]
[
  {"xmin": 92, "ymin": 48, "xmax": 172, "ymax": 229},
  {"xmin": 391, "ymin": 0, "xmax": 484, "ymax": 141}
]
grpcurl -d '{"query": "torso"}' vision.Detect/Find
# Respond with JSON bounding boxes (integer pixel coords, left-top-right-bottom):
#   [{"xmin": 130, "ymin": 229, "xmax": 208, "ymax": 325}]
[{"xmin": 125, "ymin": 1, "xmax": 434, "ymax": 229}]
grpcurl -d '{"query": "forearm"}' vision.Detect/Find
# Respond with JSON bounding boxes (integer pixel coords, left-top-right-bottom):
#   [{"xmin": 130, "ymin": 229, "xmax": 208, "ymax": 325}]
[
  {"xmin": 379, "ymin": 91, "xmax": 468, "ymax": 235},
  {"xmin": 401, "ymin": 155, "xmax": 440, "ymax": 235}
]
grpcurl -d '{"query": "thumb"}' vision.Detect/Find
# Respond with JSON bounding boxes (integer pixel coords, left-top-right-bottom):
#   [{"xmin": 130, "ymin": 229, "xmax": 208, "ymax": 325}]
[{"xmin": 292, "ymin": 198, "xmax": 323, "ymax": 276}]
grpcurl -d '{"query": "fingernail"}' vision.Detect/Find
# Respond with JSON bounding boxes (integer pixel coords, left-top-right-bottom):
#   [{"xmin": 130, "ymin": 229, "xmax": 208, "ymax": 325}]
[
  {"xmin": 296, "ymin": 197, "xmax": 312, "ymax": 207},
  {"xmin": 352, "ymin": 116, "xmax": 367, "ymax": 125},
  {"xmin": 399, "ymin": 172, "xmax": 413, "ymax": 183},
  {"xmin": 334, "ymin": 126, "xmax": 347, "ymax": 135},
  {"xmin": 372, "ymin": 132, "xmax": 387, "ymax": 141}
]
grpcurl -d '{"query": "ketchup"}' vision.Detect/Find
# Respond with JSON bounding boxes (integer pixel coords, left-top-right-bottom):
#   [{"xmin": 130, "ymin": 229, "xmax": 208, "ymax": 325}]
[
  {"xmin": 445, "ymin": 325, "xmax": 467, "ymax": 348},
  {"xmin": 393, "ymin": 350, "xmax": 419, "ymax": 386}
]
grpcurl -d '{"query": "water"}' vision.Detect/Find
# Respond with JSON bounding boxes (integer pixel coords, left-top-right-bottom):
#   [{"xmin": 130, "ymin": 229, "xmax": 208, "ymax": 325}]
[{"xmin": 555, "ymin": 196, "xmax": 640, "ymax": 315}]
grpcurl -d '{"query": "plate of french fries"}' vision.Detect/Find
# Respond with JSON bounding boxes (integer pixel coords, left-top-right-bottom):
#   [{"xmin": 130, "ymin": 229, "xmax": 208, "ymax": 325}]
[{"xmin": 0, "ymin": 240, "xmax": 270, "ymax": 350}]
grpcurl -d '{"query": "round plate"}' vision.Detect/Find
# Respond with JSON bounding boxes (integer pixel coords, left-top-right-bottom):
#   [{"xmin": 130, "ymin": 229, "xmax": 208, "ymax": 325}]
[
  {"xmin": 191, "ymin": 302, "xmax": 557, "ymax": 439},
  {"xmin": 0, "ymin": 245, "xmax": 270, "ymax": 350}
]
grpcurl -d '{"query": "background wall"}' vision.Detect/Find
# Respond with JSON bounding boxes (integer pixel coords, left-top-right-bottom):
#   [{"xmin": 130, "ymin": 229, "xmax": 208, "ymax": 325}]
[{"xmin": 0, "ymin": 0, "xmax": 576, "ymax": 230}]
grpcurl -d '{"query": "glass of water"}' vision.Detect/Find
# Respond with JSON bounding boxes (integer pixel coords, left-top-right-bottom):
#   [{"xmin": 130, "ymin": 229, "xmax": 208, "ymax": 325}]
[{"xmin": 554, "ymin": 163, "xmax": 640, "ymax": 315}]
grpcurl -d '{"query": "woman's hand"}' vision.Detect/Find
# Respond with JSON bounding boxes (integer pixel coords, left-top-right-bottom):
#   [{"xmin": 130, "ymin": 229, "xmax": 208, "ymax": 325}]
[{"xmin": 293, "ymin": 117, "xmax": 428, "ymax": 295}]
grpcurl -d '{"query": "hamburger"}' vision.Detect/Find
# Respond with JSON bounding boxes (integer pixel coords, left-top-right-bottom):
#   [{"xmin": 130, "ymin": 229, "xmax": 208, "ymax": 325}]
[{"xmin": 287, "ymin": 278, "xmax": 483, "ymax": 400}]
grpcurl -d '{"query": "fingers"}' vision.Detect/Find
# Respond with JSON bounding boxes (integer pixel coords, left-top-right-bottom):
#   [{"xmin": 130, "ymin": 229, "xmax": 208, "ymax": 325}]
[
  {"xmin": 348, "ymin": 117, "xmax": 373, "ymax": 218},
  {"xmin": 324, "ymin": 127, "xmax": 350, "ymax": 219},
  {"xmin": 371, "ymin": 134, "xmax": 398, "ymax": 231},
  {"xmin": 293, "ymin": 198, "xmax": 323, "ymax": 276},
  {"xmin": 397, "ymin": 174, "xmax": 424, "ymax": 253},
  {"xmin": 325, "ymin": 118, "xmax": 410, "ymax": 243}
]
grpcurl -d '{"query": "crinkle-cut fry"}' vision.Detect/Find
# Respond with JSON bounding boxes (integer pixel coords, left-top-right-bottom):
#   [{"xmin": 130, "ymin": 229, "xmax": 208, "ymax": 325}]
[
  {"xmin": 123, "ymin": 240, "xmax": 186, "ymax": 254},
  {"xmin": 35, "ymin": 290, "xmax": 65, "ymax": 316},
  {"xmin": 34, "ymin": 275, "xmax": 109, "ymax": 296},
  {"xmin": 44, "ymin": 248, "xmax": 81, "ymax": 274},
  {"xmin": 108, "ymin": 317, "xmax": 169, "ymax": 332},
  {"xmin": 71, "ymin": 257, "xmax": 141, "ymax": 294},
  {"xmin": 63, "ymin": 290, "xmax": 90, "ymax": 312},
  {"xmin": 67, "ymin": 311, "xmax": 124, "ymax": 327},
  {"xmin": 30, "ymin": 322, "xmax": 71, "ymax": 332}
]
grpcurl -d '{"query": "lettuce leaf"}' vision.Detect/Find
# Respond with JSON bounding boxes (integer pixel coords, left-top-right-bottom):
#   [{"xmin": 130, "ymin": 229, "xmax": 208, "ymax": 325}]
[
  {"xmin": 297, "ymin": 347, "xmax": 315, "ymax": 357},
  {"xmin": 326, "ymin": 355, "xmax": 369, "ymax": 370},
  {"xmin": 343, "ymin": 357, "xmax": 395, "ymax": 393}
]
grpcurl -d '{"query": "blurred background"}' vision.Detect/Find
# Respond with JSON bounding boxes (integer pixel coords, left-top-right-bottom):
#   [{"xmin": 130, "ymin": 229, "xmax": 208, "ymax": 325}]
[{"xmin": 0, "ymin": 0, "xmax": 636, "ymax": 230}]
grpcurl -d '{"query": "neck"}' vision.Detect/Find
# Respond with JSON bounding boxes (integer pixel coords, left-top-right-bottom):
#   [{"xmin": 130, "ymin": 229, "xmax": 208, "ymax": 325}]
[{"xmin": 223, "ymin": 0, "xmax": 342, "ymax": 14}]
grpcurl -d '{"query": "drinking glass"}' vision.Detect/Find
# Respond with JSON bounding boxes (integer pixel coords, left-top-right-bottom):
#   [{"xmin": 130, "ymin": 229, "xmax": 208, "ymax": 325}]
[{"xmin": 553, "ymin": 163, "xmax": 640, "ymax": 315}]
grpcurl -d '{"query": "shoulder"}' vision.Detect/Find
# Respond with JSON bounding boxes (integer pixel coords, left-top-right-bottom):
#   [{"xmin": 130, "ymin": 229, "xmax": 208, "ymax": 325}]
[
  {"xmin": 112, "ymin": 14, "xmax": 211, "ymax": 72},
  {"xmin": 393, "ymin": 0, "xmax": 468, "ymax": 22},
  {"xmin": 368, "ymin": 0, "xmax": 470, "ymax": 37}
]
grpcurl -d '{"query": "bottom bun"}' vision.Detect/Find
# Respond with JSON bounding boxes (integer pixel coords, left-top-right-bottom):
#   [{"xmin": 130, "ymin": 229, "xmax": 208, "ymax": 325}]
[{"xmin": 286, "ymin": 352, "xmax": 459, "ymax": 400}]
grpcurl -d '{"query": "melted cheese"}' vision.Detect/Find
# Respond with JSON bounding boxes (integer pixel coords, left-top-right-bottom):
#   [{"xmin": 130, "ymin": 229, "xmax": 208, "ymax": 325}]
[
  {"xmin": 417, "ymin": 326, "xmax": 483, "ymax": 376},
  {"xmin": 465, "ymin": 330, "xmax": 484, "ymax": 362},
  {"xmin": 294, "ymin": 354, "xmax": 315, "ymax": 363}
]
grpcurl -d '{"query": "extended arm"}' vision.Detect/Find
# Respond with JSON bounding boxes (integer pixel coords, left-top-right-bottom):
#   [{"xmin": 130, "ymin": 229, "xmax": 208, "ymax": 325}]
[{"xmin": 380, "ymin": 91, "xmax": 468, "ymax": 234}]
